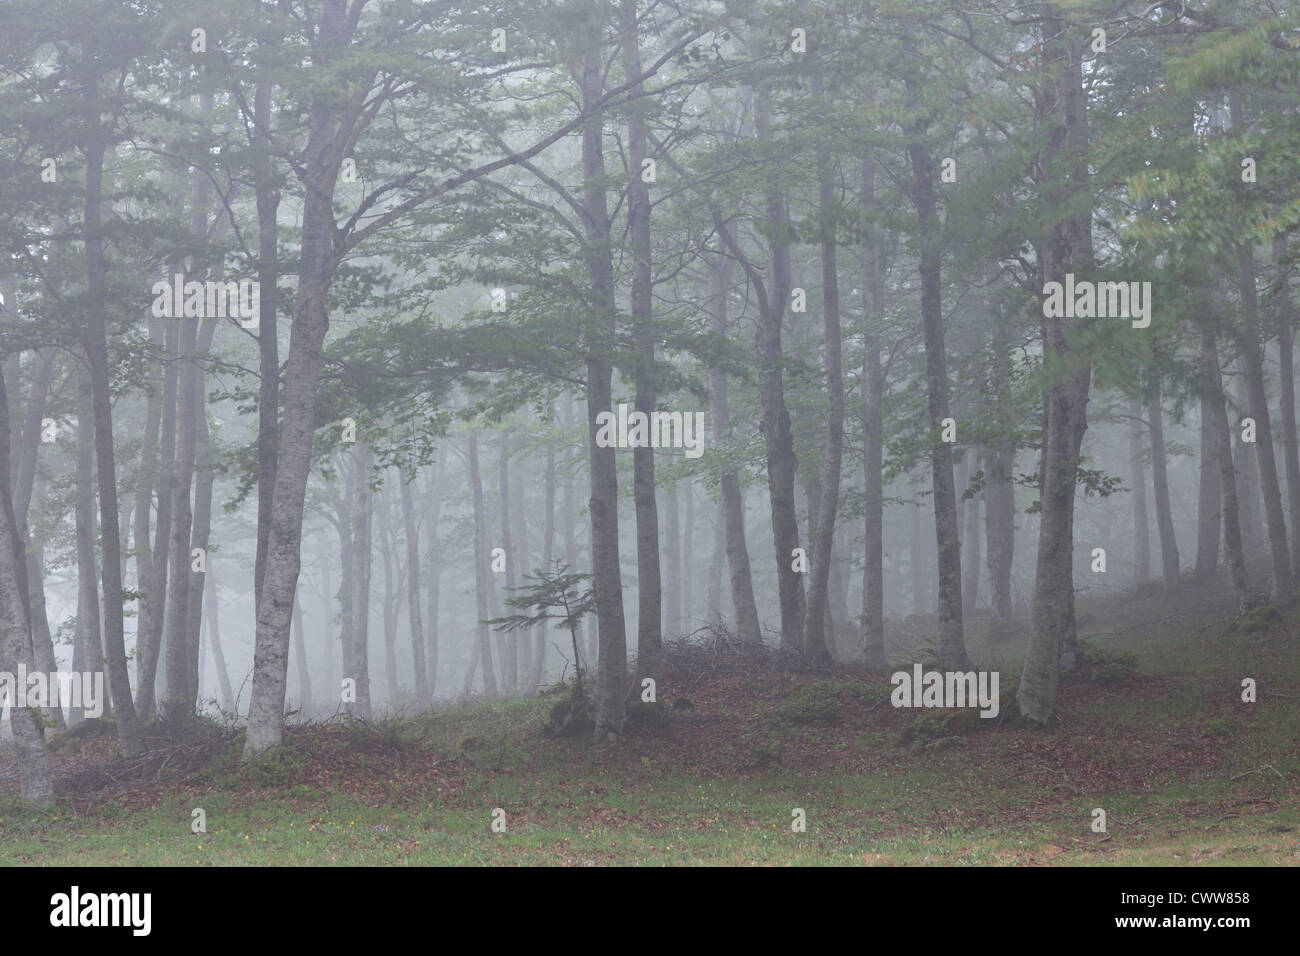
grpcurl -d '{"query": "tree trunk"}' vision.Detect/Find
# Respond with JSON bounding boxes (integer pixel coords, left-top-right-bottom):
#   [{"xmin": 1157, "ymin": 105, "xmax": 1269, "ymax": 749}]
[
  {"xmin": 253, "ymin": 73, "xmax": 281, "ymax": 617},
  {"xmin": 292, "ymin": 585, "xmax": 311, "ymax": 715},
  {"xmin": 75, "ymin": 371, "xmax": 105, "ymax": 723},
  {"xmin": 804, "ymin": 67, "xmax": 844, "ymax": 667},
  {"xmin": 706, "ymin": 255, "xmax": 762, "ymax": 646},
  {"xmin": 1148, "ymin": 379, "xmax": 1180, "ymax": 590},
  {"xmin": 663, "ymin": 482, "xmax": 681, "ymax": 639},
  {"xmin": 1230, "ymin": 92, "xmax": 1292, "ymax": 602},
  {"xmin": 1019, "ymin": 11, "xmax": 1094, "ymax": 724},
  {"xmin": 82, "ymin": 117, "xmax": 141, "ymax": 756},
  {"xmin": 579, "ymin": 20, "xmax": 628, "ymax": 736},
  {"xmin": 0, "ymin": 364, "xmax": 52, "ymax": 805},
  {"xmin": 1130, "ymin": 400, "xmax": 1151, "ymax": 585},
  {"xmin": 497, "ymin": 436, "xmax": 518, "ymax": 694},
  {"xmin": 1273, "ymin": 234, "xmax": 1300, "ymax": 574},
  {"xmin": 985, "ymin": 308, "xmax": 1016, "ymax": 622},
  {"xmin": 133, "ymin": 317, "xmax": 163, "ymax": 717},
  {"xmin": 350, "ymin": 444, "xmax": 374, "ymax": 717},
  {"xmin": 682, "ymin": 479, "xmax": 695, "ymax": 631},
  {"xmin": 467, "ymin": 433, "xmax": 498, "ymax": 697},
  {"xmin": 962, "ymin": 448, "xmax": 983, "ymax": 617},
  {"xmin": 905, "ymin": 71, "xmax": 967, "ymax": 670},
  {"xmin": 1195, "ymin": 344, "xmax": 1223, "ymax": 581},
  {"xmin": 861, "ymin": 149, "xmax": 888, "ymax": 670},
  {"xmin": 400, "ymin": 473, "xmax": 428, "ymax": 697},
  {"xmin": 185, "ymin": 318, "xmax": 217, "ymax": 715},
  {"xmin": 1203, "ymin": 329, "xmax": 1251, "ymax": 603},
  {"xmin": 140, "ymin": 317, "xmax": 178, "ymax": 720},
  {"xmin": 205, "ymin": 572, "xmax": 235, "ymax": 712},
  {"xmin": 161, "ymin": 304, "xmax": 199, "ymax": 724},
  {"xmin": 754, "ymin": 87, "xmax": 805, "ymax": 654},
  {"xmin": 620, "ymin": 0, "xmax": 662, "ymax": 689},
  {"xmin": 426, "ymin": 456, "xmax": 444, "ymax": 695}
]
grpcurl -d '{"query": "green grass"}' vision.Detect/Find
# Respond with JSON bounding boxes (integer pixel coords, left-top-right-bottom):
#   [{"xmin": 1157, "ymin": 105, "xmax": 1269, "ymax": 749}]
[{"xmin": 2, "ymin": 590, "xmax": 1297, "ymax": 866}]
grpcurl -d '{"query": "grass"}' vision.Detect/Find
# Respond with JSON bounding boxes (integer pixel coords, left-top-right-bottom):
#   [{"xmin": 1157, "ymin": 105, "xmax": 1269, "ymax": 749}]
[{"xmin": 1, "ymin": 587, "xmax": 1297, "ymax": 866}]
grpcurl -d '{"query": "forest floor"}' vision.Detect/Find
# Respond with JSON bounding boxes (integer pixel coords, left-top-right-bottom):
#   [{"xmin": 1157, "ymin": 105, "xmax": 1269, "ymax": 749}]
[{"xmin": 2, "ymin": 586, "xmax": 1298, "ymax": 865}]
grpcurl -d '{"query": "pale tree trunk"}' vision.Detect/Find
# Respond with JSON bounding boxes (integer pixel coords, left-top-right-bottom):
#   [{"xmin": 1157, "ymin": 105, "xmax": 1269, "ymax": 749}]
[
  {"xmin": 1233, "ymin": 373, "xmax": 1265, "ymax": 562},
  {"xmin": 140, "ymin": 317, "xmax": 177, "ymax": 720},
  {"xmin": 1272, "ymin": 234, "xmax": 1300, "ymax": 573},
  {"xmin": 1204, "ymin": 329, "xmax": 1251, "ymax": 603},
  {"xmin": 161, "ymin": 305, "xmax": 199, "ymax": 724},
  {"xmin": 426, "ymin": 456, "xmax": 444, "ymax": 694},
  {"xmin": 804, "ymin": 66, "xmax": 844, "ymax": 667},
  {"xmin": 525, "ymin": 439, "xmax": 549, "ymax": 693},
  {"xmin": 253, "ymin": 72, "xmax": 281, "ymax": 619},
  {"xmin": 682, "ymin": 480, "xmax": 695, "ymax": 630},
  {"xmin": 1229, "ymin": 92, "xmax": 1292, "ymax": 603},
  {"xmin": 579, "ymin": 20, "xmax": 628, "ymax": 736},
  {"xmin": 350, "ymin": 443, "xmax": 374, "ymax": 717},
  {"xmin": 905, "ymin": 69, "xmax": 967, "ymax": 670},
  {"xmin": 861, "ymin": 149, "xmax": 888, "ymax": 670},
  {"xmin": 911, "ymin": 500, "xmax": 927, "ymax": 616},
  {"xmin": 467, "ymin": 433, "xmax": 498, "ymax": 698},
  {"xmin": 133, "ymin": 318, "xmax": 163, "ymax": 717},
  {"xmin": 497, "ymin": 437, "xmax": 518, "ymax": 694},
  {"xmin": 75, "ymin": 372, "xmax": 105, "ymax": 723},
  {"xmin": 1020, "ymin": 12, "xmax": 1094, "ymax": 724},
  {"xmin": 12, "ymin": 347, "xmax": 61, "ymax": 728},
  {"xmin": 1130, "ymin": 401, "xmax": 1151, "ymax": 585},
  {"xmin": 205, "ymin": 572, "xmax": 235, "ymax": 712},
  {"xmin": 707, "ymin": 499, "xmax": 723, "ymax": 625},
  {"xmin": 753, "ymin": 86, "xmax": 805, "ymax": 653},
  {"xmin": 82, "ymin": 117, "xmax": 141, "ymax": 756},
  {"xmin": 399, "ymin": 473, "xmax": 428, "ymax": 697},
  {"xmin": 962, "ymin": 448, "xmax": 983, "ymax": 617},
  {"xmin": 663, "ymin": 483, "xmax": 681, "ymax": 639},
  {"xmin": 244, "ymin": 3, "xmax": 358, "ymax": 755},
  {"xmin": 185, "ymin": 318, "xmax": 217, "ymax": 714},
  {"xmin": 620, "ymin": 0, "xmax": 662, "ymax": 689},
  {"xmin": 512, "ymin": 455, "xmax": 536, "ymax": 687},
  {"xmin": 1147, "ymin": 379, "xmax": 1180, "ymax": 590},
  {"xmin": 705, "ymin": 255, "xmax": 762, "ymax": 646},
  {"xmin": 292, "ymin": 585, "xmax": 311, "ymax": 715},
  {"xmin": 0, "ymin": 365, "xmax": 52, "ymax": 805},
  {"xmin": 335, "ymin": 474, "xmax": 356, "ymax": 712},
  {"xmin": 985, "ymin": 308, "xmax": 1017, "ymax": 622},
  {"xmin": 1195, "ymin": 347, "xmax": 1223, "ymax": 581},
  {"xmin": 379, "ymin": 497, "xmax": 398, "ymax": 700},
  {"xmin": 561, "ymin": 397, "xmax": 587, "ymax": 664}
]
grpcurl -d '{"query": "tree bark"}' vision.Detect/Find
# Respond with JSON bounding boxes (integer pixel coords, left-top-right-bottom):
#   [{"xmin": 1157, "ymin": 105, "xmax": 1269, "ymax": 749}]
[
  {"xmin": 0, "ymin": 364, "xmax": 52, "ymax": 805},
  {"xmin": 82, "ymin": 112, "xmax": 141, "ymax": 756},
  {"xmin": 1147, "ymin": 378, "xmax": 1180, "ymax": 590},
  {"xmin": 905, "ymin": 70, "xmax": 967, "ymax": 670},
  {"xmin": 753, "ymin": 87, "xmax": 806, "ymax": 654},
  {"xmin": 706, "ymin": 255, "xmax": 762, "ymax": 646},
  {"xmin": 467, "ymin": 433, "xmax": 498, "ymax": 698},
  {"xmin": 1130, "ymin": 400, "xmax": 1151, "ymax": 585},
  {"xmin": 579, "ymin": 17, "xmax": 628, "ymax": 735},
  {"xmin": 1020, "ymin": 11, "xmax": 1094, "ymax": 723},
  {"xmin": 497, "ymin": 436, "xmax": 518, "ymax": 694},
  {"xmin": 1272, "ymin": 234, "xmax": 1300, "ymax": 574},
  {"xmin": 861, "ymin": 149, "xmax": 888, "ymax": 669},
  {"xmin": 620, "ymin": 0, "xmax": 662, "ymax": 689},
  {"xmin": 205, "ymin": 572, "xmax": 235, "ymax": 712},
  {"xmin": 400, "ymin": 472, "xmax": 428, "ymax": 697},
  {"xmin": 1195, "ymin": 346, "xmax": 1223, "ymax": 581},
  {"xmin": 804, "ymin": 67, "xmax": 844, "ymax": 667}
]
